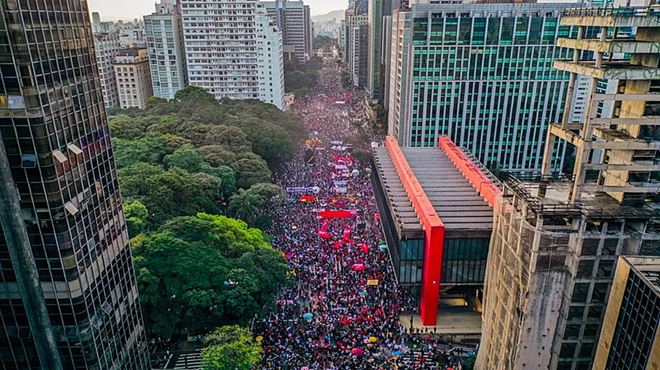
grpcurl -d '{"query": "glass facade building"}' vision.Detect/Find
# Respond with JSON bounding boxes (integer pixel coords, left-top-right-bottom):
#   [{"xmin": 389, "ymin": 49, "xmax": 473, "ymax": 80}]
[
  {"xmin": 593, "ymin": 257, "xmax": 660, "ymax": 370},
  {"xmin": 388, "ymin": 3, "xmax": 575, "ymax": 172},
  {"xmin": 0, "ymin": 1, "xmax": 149, "ymax": 369}
]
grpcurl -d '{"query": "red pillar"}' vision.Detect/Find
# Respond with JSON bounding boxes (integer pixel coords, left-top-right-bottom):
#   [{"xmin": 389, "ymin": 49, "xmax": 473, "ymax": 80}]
[
  {"xmin": 384, "ymin": 136, "xmax": 445, "ymax": 326},
  {"xmin": 419, "ymin": 224, "xmax": 445, "ymax": 326}
]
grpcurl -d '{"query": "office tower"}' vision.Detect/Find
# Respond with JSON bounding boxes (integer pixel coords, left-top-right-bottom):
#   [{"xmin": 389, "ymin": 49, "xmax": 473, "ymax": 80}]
[
  {"xmin": 144, "ymin": 0, "xmax": 188, "ymax": 100},
  {"xmin": 340, "ymin": 19, "xmax": 347, "ymax": 55},
  {"xmin": 113, "ymin": 48, "xmax": 153, "ymax": 109},
  {"xmin": 303, "ymin": 4, "xmax": 313, "ymax": 58},
  {"xmin": 257, "ymin": 3, "xmax": 285, "ymax": 109},
  {"xmin": 367, "ymin": 0, "xmax": 384, "ymax": 99},
  {"xmin": 0, "ymin": 1, "xmax": 150, "ymax": 369},
  {"xmin": 92, "ymin": 12, "xmax": 101, "ymax": 33},
  {"xmin": 180, "ymin": 0, "xmax": 285, "ymax": 108},
  {"xmin": 476, "ymin": 6, "xmax": 660, "ymax": 370},
  {"xmin": 262, "ymin": 0, "xmax": 313, "ymax": 63},
  {"xmin": 350, "ymin": 14, "xmax": 369, "ymax": 86},
  {"xmin": 94, "ymin": 33, "xmax": 122, "ymax": 109},
  {"xmin": 388, "ymin": 3, "xmax": 575, "ymax": 172},
  {"xmin": 592, "ymin": 256, "xmax": 659, "ymax": 370},
  {"xmin": 342, "ymin": 0, "xmax": 369, "ymax": 87}
]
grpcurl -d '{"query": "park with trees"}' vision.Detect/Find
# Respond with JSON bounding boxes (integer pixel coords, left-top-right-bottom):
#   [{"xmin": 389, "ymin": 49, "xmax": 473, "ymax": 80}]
[{"xmin": 107, "ymin": 87, "xmax": 298, "ymax": 364}]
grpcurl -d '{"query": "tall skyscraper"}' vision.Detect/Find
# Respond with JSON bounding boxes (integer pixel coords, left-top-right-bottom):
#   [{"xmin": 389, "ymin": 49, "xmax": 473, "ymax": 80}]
[
  {"xmin": 477, "ymin": 5, "xmax": 659, "ymax": 370},
  {"xmin": 257, "ymin": 3, "xmax": 285, "ymax": 109},
  {"xmin": 0, "ymin": 1, "xmax": 150, "ymax": 369},
  {"xmin": 94, "ymin": 33, "xmax": 122, "ymax": 109},
  {"xmin": 342, "ymin": 0, "xmax": 369, "ymax": 87},
  {"xmin": 180, "ymin": 0, "xmax": 285, "ymax": 109},
  {"xmin": 144, "ymin": 0, "xmax": 188, "ymax": 100},
  {"xmin": 262, "ymin": 0, "xmax": 314, "ymax": 63},
  {"xmin": 113, "ymin": 48, "xmax": 153, "ymax": 109},
  {"xmin": 367, "ymin": 0, "xmax": 385, "ymax": 99},
  {"xmin": 593, "ymin": 256, "xmax": 660, "ymax": 370},
  {"xmin": 388, "ymin": 3, "xmax": 575, "ymax": 172},
  {"xmin": 92, "ymin": 12, "xmax": 101, "ymax": 33},
  {"xmin": 350, "ymin": 14, "xmax": 369, "ymax": 87}
]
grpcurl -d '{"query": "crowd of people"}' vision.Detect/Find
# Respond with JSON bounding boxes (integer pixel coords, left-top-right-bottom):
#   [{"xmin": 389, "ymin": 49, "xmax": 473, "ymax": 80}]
[{"xmin": 255, "ymin": 61, "xmax": 468, "ymax": 369}]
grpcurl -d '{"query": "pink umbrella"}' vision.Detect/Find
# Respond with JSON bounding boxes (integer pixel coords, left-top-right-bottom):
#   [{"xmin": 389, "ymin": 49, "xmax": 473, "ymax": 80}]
[
  {"xmin": 351, "ymin": 263, "xmax": 366, "ymax": 271},
  {"xmin": 351, "ymin": 348, "xmax": 365, "ymax": 356}
]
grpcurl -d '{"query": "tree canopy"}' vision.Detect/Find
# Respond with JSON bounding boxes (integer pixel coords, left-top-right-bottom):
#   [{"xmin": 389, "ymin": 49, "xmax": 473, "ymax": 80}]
[
  {"xmin": 201, "ymin": 326, "xmax": 262, "ymax": 370},
  {"xmin": 107, "ymin": 86, "xmax": 303, "ymax": 232},
  {"xmin": 132, "ymin": 213, "xmax": 289, "ymax": 339}
]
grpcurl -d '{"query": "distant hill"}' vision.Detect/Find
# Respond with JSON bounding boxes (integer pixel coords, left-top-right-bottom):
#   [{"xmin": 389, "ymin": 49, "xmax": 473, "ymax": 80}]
[{"xmin": 312, "ymin": 9, "xmax": 344, "ymax": 24}]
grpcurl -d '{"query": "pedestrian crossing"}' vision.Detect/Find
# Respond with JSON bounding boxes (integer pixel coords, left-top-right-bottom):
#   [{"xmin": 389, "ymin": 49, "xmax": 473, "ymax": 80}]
[{"xmin": 169, "ymin": 350, "xmax": 202, "ymax": 370}]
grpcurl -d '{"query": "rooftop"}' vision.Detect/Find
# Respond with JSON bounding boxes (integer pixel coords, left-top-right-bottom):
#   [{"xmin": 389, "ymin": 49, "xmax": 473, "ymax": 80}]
[
  {"xmin": 373, "ymin": 138, "xmax": 497, "ymax": 239},
  {"xmin": 623, "ymin": 256, "xmax": 660, "ymax": 295},
  {"xmin": 504, "ymin": 177, "xmax": 659, "ymax": 219}
]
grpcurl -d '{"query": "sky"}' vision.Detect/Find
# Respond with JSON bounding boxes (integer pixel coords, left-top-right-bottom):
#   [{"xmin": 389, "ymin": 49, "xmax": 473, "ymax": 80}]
[{"xmin": 88, "ymin": 0, "xmax": 348, "ymax": 21}]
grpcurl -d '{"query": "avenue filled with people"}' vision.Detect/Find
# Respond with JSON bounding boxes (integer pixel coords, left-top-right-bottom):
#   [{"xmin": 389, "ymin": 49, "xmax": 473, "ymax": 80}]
[{"xmin": 255, "ymin": 61, "xmax": 467, "ymax": 369}]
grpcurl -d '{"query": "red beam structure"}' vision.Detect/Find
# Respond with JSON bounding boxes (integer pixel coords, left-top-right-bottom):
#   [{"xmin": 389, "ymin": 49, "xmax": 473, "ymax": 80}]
[
  {"xmin": 438, "ymin": 136, "xmax": 502, "ymax": 207},
  {"xmin": 384, "ymin": 136, "xmax": 445, "ymax": 326}
]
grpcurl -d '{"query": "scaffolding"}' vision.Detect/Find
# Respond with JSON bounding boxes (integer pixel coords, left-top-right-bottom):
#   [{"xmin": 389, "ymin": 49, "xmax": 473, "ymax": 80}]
[{"xmin": 477, "ymin": 5, "xmax": 660, "ymax": 370}]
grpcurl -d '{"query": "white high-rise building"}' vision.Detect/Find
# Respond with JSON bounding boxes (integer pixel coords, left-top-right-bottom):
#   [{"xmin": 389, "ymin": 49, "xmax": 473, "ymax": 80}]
[
  {"xmin": 144, "ymin": 0, "xmax": 188, "ymax": 100},
  {"xmin": 257, "ymin": 4, "xmax": 285, "ymax": 109},
  {"xmin": 180, "ymin": 0, "xmax": 285, "ymax": 108},
  {"xmin": 93, "ymin": 33, "xmax": 122, "ymax": 108}
]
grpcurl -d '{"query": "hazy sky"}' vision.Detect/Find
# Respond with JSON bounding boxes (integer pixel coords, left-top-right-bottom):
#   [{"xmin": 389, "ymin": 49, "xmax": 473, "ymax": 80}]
[{"xmin": 88, "ymin": 0, "xmax": 348, "ymax": 21}]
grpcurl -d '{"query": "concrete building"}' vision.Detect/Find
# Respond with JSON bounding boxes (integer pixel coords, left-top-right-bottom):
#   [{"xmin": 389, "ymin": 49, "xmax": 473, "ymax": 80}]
[
  {"xmin": 118, "ymin": 23, "xmax": 147, "ymax": 48},
  {"xmin": 144, "ymin": 0, "xmax": 188, "ymax": 100},
  {"xmin": 592, "ymin": 257, "xmax": 660, "ymax": 370},
  {"xmin": 112, "ymin": 48, "xmax": 153, "ymax": 109},
  {"xmin": 262, "ymin": 0, "xmax": 313, "ymax": 63},
  {"xmin": 94, "ymin": 33, "xmax": 122, "ymax": 109},
  {"xmin": 349, "ymin": 14, "xmax": 369, "ymax": 87},
  {"xmin": 372, "ymin": 136, "xmax": 500, "ymax": 331},
  {"xmin": 92, "ymin": 11, "xmax": 101, "ymax": 33},
  {"xmin": 0, "ymin": 1, "xmax": 149, "ymax": 368},
  {"xmin": 476, "ymin": 6, "xmax": 660, "ymax": 370},
  {"xmin": 257, "ymin": 3, "xmax": 285, "ymax": 109},
  {"xmin": 387, "ymin": 3, "xmax": 576, "ymax": 172},
  {"xmin": 180, "ymin": 0, "xmax": 285, "ymax": 108}
]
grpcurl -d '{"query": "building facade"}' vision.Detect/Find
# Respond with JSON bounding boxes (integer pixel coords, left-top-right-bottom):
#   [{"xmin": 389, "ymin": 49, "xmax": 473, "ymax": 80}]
[
  {"xmin": 593, "ymin": 257, "xmax": 660, "ymax": 370},
  {"xmin": 144, "ymin": 0, "xmax": 188, "ymax": 100},
  {"xmin": 93, "ymin": 33, "xmax": 122, "ymax": 109},
  {"xmin": 0, "ymin": 1, "xmax": 149, "ymax": 369},
  {"xmin": 262, "ymin": 0, "xmax": 313, "ymax": 63},
  {"xmin": 350, "ymin": 15, "xmax": 369, "ymax": 87},
  {"xmin": 257, "ymin": 4, "xmax": 285, "ymax": 109},
  {"xmin": 476, "ymin": 6, "xmax": 660, "ymax": 370},
  {"xmin": 112, "ymin": 48, "xmax": 153, "ymax": 109},
  {"xmin": 388, "ymin": 3, "xmax": 575, "ymax": 172},
  {"xmin": 180, "ymin": 0, "xmax": 285, "ymax": 107}
]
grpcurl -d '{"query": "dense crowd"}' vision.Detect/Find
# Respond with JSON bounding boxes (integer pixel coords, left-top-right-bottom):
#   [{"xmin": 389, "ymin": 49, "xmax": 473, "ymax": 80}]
[{"xmin": 255, "ymin": 61, "xmax": 467, "ymax": 369}]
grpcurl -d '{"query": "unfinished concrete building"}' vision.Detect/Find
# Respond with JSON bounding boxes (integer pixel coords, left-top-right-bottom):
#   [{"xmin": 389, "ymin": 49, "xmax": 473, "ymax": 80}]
[{"xmin": 477, "ymin": 5, "xmax": 660, "ymax": 370}]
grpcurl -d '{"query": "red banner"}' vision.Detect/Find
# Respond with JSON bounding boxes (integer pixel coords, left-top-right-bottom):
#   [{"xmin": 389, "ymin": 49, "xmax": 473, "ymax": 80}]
[{"xmin": 319, "ymin": 210, "xmax": 354, "ymax": 219}]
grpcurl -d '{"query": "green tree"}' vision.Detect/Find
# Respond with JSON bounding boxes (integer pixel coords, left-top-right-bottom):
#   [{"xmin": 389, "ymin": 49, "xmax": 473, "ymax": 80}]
[
  {"xmin": 227, "ymin": 183, "xmax": 283, "ymax": 228},
  {"xmin": 132, "ymin": 214, "xmax": 289, "ymax": 338},
  {"xmin": 201, "ymin": 326, "xmax": 262, "ymax": 370},
  {"xmin": 119, "ymin": 163, "xmax": 222, "ymax": 226},
  {"xmin": 230, "ymin": 158, "xmax": 272, "ymax": 189},
  {"xmin": 204, "ymin": 125, "xmax": 252, "ymax": 151},
  {"xmin": 197, "ymin": 145, "xmax": 238, "ymax": 167},
  {"xmin": 112, "ymin": 133, "xmax": 167, "ymax": 168},
  {"xmin": 230, "ymin": 118, "xmax": 294, "ymax": 168},
  {"xmin": 164, "ymin": 144, "xmax": 207, "ymax": 173},
  {"xmin": 123, "ymin": 200, "xmax": 149, "ymax": 237}
]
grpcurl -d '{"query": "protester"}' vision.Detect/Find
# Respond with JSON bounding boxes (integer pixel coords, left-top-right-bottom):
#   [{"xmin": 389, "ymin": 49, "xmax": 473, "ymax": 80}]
[{"xmin": 256, "ymin": 61, "xmax": 465, "ymax": 370}]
